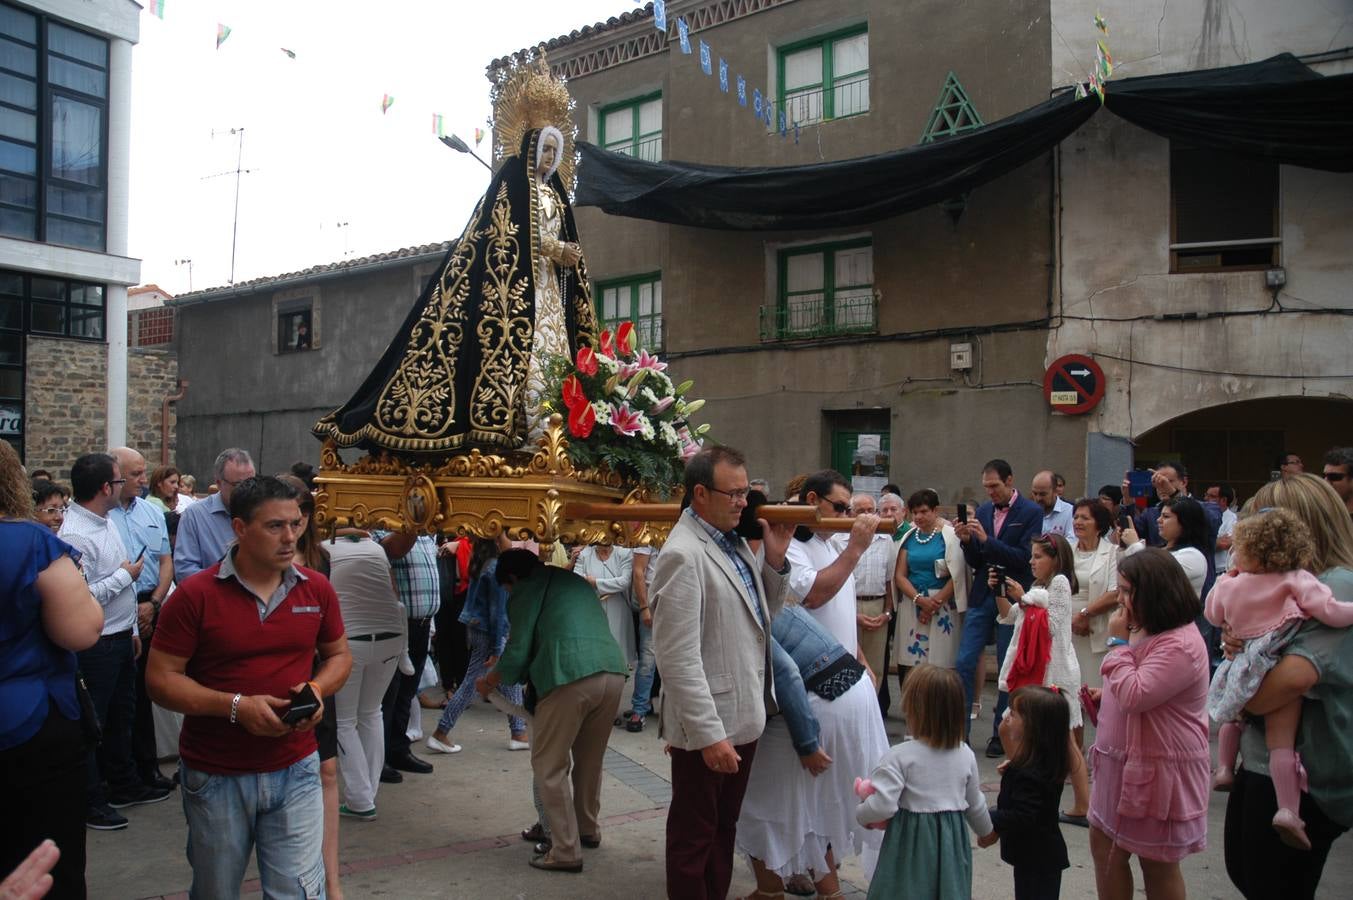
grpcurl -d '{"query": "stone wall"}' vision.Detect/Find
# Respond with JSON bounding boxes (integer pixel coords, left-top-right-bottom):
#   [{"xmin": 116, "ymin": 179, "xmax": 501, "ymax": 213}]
[{"xmin": 24, "ymin": 336, "xmax": 179, "ymax": 479}]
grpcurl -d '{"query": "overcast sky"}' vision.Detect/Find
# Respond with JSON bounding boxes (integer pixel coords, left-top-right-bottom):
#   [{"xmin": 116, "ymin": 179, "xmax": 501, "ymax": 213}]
[{"xmin": 128, "ymin": 0, "xmax": 636, "ymax": 294}]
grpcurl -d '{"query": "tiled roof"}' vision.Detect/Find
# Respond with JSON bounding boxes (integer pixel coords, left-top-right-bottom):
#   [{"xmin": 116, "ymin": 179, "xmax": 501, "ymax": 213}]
[
  {"xmin": 129, "ymin": 283, "xmax": 171, "ymax": 297},
  {"xmin": 170, "ymin": 241, "xmax": 454, "ymax": 305},
  {"xmin": 488, "ymin": 2, "xmax": 654, "ymax": 70}
]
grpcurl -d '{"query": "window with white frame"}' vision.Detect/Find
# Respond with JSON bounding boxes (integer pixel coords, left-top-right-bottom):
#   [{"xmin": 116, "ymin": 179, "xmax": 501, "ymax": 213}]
[{"xmin": 600, "ymin": 94, "xmax": 662, "ymax": 162}]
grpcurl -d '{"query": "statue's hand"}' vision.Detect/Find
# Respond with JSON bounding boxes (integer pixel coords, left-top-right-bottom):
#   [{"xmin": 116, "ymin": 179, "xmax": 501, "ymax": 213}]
[{"xmin": 560, "ymin": 242, "xmax": 582, "ymax": 267}]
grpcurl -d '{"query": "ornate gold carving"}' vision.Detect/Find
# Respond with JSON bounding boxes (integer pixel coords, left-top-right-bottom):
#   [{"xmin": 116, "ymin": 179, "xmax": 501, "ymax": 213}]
[{"xmin": 468, "ymin": 183, "xmax": 532, "ymax": 438}]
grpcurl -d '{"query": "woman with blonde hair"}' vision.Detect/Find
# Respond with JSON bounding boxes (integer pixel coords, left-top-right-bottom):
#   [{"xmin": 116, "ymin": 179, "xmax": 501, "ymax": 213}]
[{"xmin": 1223, "ymin": 473, "xmax": 1353, "ymax": 900}]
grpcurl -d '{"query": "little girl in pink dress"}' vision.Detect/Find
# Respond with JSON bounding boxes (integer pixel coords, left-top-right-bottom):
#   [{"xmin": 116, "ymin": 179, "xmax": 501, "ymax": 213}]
[{"xmin": 1205, "ymin": 508, "xmax": 1353, "ymax": 851}]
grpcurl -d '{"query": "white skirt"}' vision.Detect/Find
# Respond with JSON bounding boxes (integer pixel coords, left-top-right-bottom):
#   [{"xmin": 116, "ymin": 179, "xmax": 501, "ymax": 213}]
[
  {"xmin": 602, "ymin": 594, "xmax": 637, "ymax": 669},
  {"xmin": 737, "ymin": 676, "xmax": 888, "ymax": 879}
]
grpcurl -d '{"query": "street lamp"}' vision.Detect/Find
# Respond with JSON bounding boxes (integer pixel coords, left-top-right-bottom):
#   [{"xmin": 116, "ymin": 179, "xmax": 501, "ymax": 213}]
[{"xmin": 439, "ymin": 134, "xmax": 492, "ymax": 172}]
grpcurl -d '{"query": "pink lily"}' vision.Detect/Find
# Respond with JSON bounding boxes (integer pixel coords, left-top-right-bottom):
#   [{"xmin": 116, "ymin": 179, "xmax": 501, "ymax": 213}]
[
  {"xmin": 609, "ymin": 403, "xmax": 645, "ymax": 437},
  {"xmin": 650, "ymin": 396, "xmax": 675, "ymax": 415},
  {"xmin": 635, "ymin": 349, "xmax": 668, "ymax": 373}
]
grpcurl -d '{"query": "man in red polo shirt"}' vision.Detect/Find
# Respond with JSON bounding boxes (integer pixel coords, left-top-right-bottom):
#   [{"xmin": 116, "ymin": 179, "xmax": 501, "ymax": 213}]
[{"xmin": 148, "ymin": 475, "xmax": 352, "ymax": 899}]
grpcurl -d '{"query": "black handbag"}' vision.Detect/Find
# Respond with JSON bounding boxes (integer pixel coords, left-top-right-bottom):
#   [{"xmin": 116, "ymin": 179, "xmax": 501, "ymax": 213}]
[{"xmin": 75, "ymin": 671, "xmax": 102, "ymax": 748}]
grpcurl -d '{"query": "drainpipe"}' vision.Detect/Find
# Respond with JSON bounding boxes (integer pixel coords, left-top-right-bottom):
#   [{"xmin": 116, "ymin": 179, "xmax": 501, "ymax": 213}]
[{"xmin": 161, "ymin": 380, "xmax": 188, "ymax": 466}]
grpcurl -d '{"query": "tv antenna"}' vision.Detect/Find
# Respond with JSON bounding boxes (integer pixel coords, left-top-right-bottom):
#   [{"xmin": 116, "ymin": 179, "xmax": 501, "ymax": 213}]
[
  {"xmin": 174, "ymin": 258, "xmax": 193, "ymax": 292},
  {"xmin": 202, "ymin": 127, "xmax": 257, "ymax": 284}
]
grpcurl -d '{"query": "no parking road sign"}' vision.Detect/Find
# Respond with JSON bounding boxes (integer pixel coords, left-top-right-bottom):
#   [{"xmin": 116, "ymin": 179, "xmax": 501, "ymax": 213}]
[{"xmin": 1043, "ymin": 354, "xmax": 1105, "ymax": 415}]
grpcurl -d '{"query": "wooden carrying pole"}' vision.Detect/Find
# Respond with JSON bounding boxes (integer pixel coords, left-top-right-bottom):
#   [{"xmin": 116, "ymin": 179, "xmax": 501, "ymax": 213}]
[{"xmin": 562, "ymin": 501, "xmax": 897, "ymax": 533}]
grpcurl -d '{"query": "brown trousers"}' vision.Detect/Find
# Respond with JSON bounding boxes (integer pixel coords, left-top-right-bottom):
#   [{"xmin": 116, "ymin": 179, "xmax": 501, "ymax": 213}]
[
  {"xmin": 530, "ymin": 671, "xmax": 626, "ymax": 863},
  {"xmin": 665, "ymin": 739, "xmax": 759, "ymax": 900}
]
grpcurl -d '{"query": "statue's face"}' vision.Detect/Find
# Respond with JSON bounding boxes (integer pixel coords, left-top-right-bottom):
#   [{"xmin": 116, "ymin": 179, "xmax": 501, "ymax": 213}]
[{"xmin": 537, "ymin": 138, "xmax": 558, "ymax": 174}]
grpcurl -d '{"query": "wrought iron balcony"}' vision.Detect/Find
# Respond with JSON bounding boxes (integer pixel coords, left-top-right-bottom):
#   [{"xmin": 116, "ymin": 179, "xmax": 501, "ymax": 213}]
[
  {"xmin": 759, "ymin": 292, "xmax": 877, "ymax": 341},
  {"xmin": 782, "ymin": 75, "xmax": 870, "ymax": 128}
]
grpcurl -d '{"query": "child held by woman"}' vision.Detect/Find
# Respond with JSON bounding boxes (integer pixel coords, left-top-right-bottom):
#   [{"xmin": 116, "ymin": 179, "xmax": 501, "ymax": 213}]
[
  {"xmin": 1205, "ymin": 507, "xmax": 1353, "ymax": 850},
  {"xmin": 854, "ymin": 665, "xmax": 993, "ymax": 900}
]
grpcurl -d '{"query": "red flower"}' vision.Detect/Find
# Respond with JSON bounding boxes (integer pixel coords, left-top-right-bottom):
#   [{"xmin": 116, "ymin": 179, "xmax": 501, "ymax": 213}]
[
  {"xmin": 576, "ymin": 346, "xmax": 598, "ymax": 376},
  {"xmin": 562, "ymin": 374, "xmax": 586, "ymax": 411},
  {"xmin": 615, "ymin": 321, "xmax": 636, "ymax": 356},
  {"xmin": 599, "ymin": 329, "xmax": 615, "ymax": 357},
  {"xmin": 568, "ymin": 401, "xmax": 596, "ymax": 438}
]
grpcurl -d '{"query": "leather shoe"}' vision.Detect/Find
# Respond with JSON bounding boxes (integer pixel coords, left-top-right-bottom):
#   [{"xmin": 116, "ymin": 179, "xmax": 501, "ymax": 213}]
[
  {"xmin": 388, "ymin": 751, "xmax": 433, "ymax": 774},
  {"xmin": 529, "ymin": 854, "xmax": 582, "ymax": 873},
  {"xmin": 985, "ymin": 736, "xmax": 1005, "ymax": 759},
  {"xmin": 379, "ymin": 765, "xmax": 403, "ymax": 784},
  {"xmin": 581, "ymin": 835, "xmax": 601, "ymax": 849}
]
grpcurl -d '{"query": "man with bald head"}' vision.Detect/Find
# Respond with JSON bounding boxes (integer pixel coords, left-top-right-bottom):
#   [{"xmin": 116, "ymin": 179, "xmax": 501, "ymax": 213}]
[
  {"xmin": 1030, "ymin": 469, "xmax": 1073, "ymax": 538},
  {"xmin": 175, "ymin": 447, "xmax": 255, "ymax": 582},
  {"xmin": 107, "ymin": 447, "xmax": 177, "ymax": 793}
]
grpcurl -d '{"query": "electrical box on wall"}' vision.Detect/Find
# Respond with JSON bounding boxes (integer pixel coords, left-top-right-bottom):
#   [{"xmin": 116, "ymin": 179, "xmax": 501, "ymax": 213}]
[{"xmin": 950, "ymin": 341, "xmax": 973, "ymax": 371}]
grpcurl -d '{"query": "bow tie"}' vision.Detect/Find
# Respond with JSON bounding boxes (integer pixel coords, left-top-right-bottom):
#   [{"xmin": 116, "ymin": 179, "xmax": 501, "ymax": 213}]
[{"xmin": 994, "ymin": 501, "xmax": 1010, "ymax": 510}]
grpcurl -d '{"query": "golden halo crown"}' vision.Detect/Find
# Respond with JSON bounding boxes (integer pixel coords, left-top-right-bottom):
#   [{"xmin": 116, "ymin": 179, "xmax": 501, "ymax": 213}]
[{"xmin": 490, "ymin": 51, "xmax": 578, "ymax": 191}]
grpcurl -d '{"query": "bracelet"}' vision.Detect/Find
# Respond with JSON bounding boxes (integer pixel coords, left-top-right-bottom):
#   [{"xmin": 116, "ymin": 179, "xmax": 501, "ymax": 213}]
[
  {"xmin": 1105, "ymin": 637, "xmax": 1129, "ymax": 648},
  {"xmin": 229, "ymin": 692, "xmax": 242, "ymax": 724}
]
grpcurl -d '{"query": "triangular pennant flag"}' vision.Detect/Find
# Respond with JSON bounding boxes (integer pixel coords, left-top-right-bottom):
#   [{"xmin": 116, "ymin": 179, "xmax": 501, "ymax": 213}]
[
  {"xmin": 737, "ymin": 75, "xmax": 747, "ymax": 106},
  {"xmin": 474, "ymin": 128, "xmax": 485, "ymax": 146},
  {"xmin": 381, "ymin": 93, "xmax": 395, "ymax": 114},
  {"xmin": 677, "ymin": 17, "xmax": 690, "ymax": 54},
  {"xmin": 216, "ymin": 23, "xmax": 231, "ymax": 49},
  {"xmin": 1094, "ymin": 12, "xmax": 1108, "ymax": 35},
  {"xmin": 794, "ymin": 122, "xmax": 800, "ymax": 144},
  {"xmin": 699, "ymin": 40, "xmax": 711, "ymax": 75},
  {"xmin": 280, "ymin": 47, "xmax": 296, "ymax": 59},
  {"xmin": 719, "ymin": 58, "xmax": 728, "ymax": 92},
  {"xmin": 653, "ymin": 0, "xmax": 667, "ymax": 32},
  {"xmin": 1074, "ymin": 81, "xmax": 1088, "ymax": 100},
  {"xmin": 149, "ymin": 0, "xmax": 166, "ymax": 19},
  {"xmin": 431, "ymin": 113, "xmax": 444, "ymax": 136}
]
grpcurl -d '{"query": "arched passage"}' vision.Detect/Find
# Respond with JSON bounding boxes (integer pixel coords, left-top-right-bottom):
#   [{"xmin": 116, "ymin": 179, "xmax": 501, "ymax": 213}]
[{"xmin": 1133, "ymin": 396, "xmax": 1353, "ymax": 504}]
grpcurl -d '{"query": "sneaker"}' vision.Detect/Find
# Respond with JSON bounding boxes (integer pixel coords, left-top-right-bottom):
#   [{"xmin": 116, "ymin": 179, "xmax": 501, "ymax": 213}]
[
  {"xmin": 108, "ymin": 783, "xmax": 172, "ymax": 809},
  {"xmin": 87, "ymin": 805, "xmax": 129, "ymax": 831},
  {"xmin": 339, "ymin": 804, "xmax": 377, "ymax": 821},
  {"xmin": 625, "ymin": 713, "xmax": 646, "ymax": 733},
  {"xmin": 970, "ymin": 702, "xmax": 981, "ymax": 721},
  {"xmin": 984, "ymin": 736, "xmax": 1005, "ymax": 759},
  {"xmin": 508, "ymin": 738, "xmax": 530, "ymax": 751},
  {"xmin": 426, "ymin": 734, "xmax": 463, "ymax": 754}
]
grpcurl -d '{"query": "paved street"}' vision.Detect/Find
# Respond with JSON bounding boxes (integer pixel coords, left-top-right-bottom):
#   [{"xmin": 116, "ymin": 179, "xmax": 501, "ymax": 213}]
[{"xmin": 90, "ymin": 680, "xmax": 1351, "ymax": 899}]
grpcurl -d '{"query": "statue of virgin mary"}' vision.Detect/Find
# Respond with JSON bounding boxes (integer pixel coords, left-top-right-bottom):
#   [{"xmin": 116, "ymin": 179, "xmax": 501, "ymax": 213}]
[{"xmin": 314, "ymin": 55, "xmax": 598, "ymax": 454}]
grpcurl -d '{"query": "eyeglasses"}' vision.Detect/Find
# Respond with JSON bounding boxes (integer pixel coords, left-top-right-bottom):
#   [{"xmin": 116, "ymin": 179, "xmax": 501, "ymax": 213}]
[
  {"xmin": 108, "ymin": 479, "xmax": 126, "ymax": 488},
  {"xmin": 36, "ymin": 506, "xmax": 66, "ymax": 516},
  {"xmin": 1325, "ymin": 472, "xmax": 1349, "ymax": 483},
  {"xmin": 705, "ymin": 486, "xmax": 750, "ymax": 503}
]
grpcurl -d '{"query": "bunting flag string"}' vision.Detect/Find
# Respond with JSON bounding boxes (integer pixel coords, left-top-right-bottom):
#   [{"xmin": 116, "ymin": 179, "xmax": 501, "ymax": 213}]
[
  {"xmin": 474, "ymin": 128, "xmax": 485, "ymax": 146},
  {"xmin": 719, "ymin": 58, "xmax": 728, "ymax": 93},
  {"xmin": 699, "ymin": 40, "xmax": 711, "ymax": 76},
  {"xmin": 663, "ymin": 12, "xmax": 788, "ymax": 141},
  {"xmin": 753, "ymin": 88, "xmax": 762, "ymax": 117},
  {"xmin": 381, "ymin": 93, "xmax": 395, "ymax": 114},
  {"xmin": 678, "ymin": 17, "xmax": 690, "ymax": 54},
  {"xmin": 215, "ymin": 23, "xmax": 231, "ymax": 49},
  {"xmin": 737, "ymin": 75, "xmax": 746, "ymax": 106}
]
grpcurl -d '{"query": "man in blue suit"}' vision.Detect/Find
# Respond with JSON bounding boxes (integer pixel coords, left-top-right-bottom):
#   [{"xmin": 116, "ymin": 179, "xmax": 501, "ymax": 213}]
[{"xmin": 954, "ymin": 458, "xmax": 1043, "ymax": 757}]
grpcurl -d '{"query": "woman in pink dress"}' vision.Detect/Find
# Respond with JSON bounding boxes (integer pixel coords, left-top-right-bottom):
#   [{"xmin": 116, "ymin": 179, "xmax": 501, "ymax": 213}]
[{"xmin": 1088, "ymin": 548, "xmax": 1211, "ymax": 900}]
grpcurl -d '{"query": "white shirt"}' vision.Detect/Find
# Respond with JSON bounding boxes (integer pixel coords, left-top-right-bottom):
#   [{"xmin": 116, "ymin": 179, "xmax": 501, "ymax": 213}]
[
  {"xmin": 854, "ymin": 739, "xmax": 992, "ymax": 836},
  {"xmin": 59, "ymin": 501, "xmax": 138, "ymax": 637},
  {"xmin": 1215, "ymin": 508, "xmax": 1237, "ymax": 573},
  {"xmin": 848, "ymin": 533, "xmax": 894, "ymax": 597},
  {"xmin": 787, "ymin": 533, "xmax": 858, "ymax": 654},
  {"xmin": 1041, "ymin": 497, "xmax": 1075, "ymax": 538},
  {"xmin": 1125, "ymin": 541, "xmax": 1208, "ymax": 599}
]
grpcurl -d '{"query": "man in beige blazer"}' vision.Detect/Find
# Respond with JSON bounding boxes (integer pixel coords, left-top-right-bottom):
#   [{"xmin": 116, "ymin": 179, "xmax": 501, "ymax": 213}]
[{"xmin": 651, "ymin": 446, "xmax": 794, "ymax": 900}]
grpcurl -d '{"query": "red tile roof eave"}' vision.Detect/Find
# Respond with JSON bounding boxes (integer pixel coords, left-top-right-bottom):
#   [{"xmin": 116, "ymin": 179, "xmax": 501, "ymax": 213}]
[
  {"xmin": 487, "ymin": 3, "xmax": 655, "ymax": 71},
  {"xmin": 168, "ymin": 241, "xmax": 455, "ymax": 307}
]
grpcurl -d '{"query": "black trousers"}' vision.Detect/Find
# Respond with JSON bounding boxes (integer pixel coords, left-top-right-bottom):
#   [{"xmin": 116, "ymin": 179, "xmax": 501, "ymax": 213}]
[
  {"xmin": 1012, "ymin": 864, "xmax": 1063, "ymax": 900},
  {"xmin": 434, "ymin": 593, "xmax": 470, "ymax": 690},
  {"xmin": 0, "ymin": 706, "xmax": 88, "ymax": 899},
  {"xmin": 1224, "ymin": 767, "xmax": 1348, "ymax": 900},
  {"xmin": 132, "ymin": 595, "xmax": 159, "ymax": 782},
  {"xmin": 77, "ymin": 631, "xmax": 139, "ymax": 808},
  {"xmin": 384, "ymin": 615, "xmax": 434, "ymax": 755}
]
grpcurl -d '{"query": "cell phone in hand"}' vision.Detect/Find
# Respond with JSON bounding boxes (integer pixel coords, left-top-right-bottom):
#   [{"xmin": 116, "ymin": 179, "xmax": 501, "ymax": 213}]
[
  {"xmin": 281, "ymin": 683, "xmax": 320, "ymax": 725},
  {"xmin": 991, "ymin": 564, "xmax": 1006, "ymax": 597},
  {"xmin": 957, "ymin": 503, "xmax": 968, "ymax": 524},
  {"xmin": 134, "ymin": 545, "xmax": 146, "ymax": 562},
  {"xmin": 1117, "ymin": 509, "xmax": 1133, "ymax": 532}
]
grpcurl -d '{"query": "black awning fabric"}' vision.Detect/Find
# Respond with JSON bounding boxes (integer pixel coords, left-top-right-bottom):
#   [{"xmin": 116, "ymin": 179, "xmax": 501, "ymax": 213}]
[
  {"xmin": 574, "ymin": 54, "xmax": 1353, "ymax": 231},
  {"xmin": 575, "ymin": 91, "xmax": 1098, "ymax": 230},
  {"xmin": 1104, "ymin": 53, "xmax": 1353, "ymax": 172}
]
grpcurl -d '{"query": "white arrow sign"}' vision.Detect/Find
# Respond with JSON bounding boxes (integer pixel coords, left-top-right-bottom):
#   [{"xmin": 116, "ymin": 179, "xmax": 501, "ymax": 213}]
[{"xmin": 1069, "ymin": 368, "xmax": 1092, "ymax": 377}]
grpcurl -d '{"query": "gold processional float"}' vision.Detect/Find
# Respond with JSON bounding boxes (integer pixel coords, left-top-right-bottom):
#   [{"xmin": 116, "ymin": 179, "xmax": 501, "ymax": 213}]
[{"xmin": 309, "ymin": 53, "xmax": 895, "ymax": 548}]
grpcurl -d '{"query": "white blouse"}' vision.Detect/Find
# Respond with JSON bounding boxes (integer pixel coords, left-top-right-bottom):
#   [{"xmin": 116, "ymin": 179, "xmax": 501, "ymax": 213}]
[{"xmin": 997, "ymin": 573, "xmax": 1082, "ymax": 727}]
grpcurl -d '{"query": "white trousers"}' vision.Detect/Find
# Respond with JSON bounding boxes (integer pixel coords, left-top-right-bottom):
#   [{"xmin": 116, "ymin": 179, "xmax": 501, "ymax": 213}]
[{"xmin": 334, "ymin": 635, "xmax": 401, "ymax": 812}]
